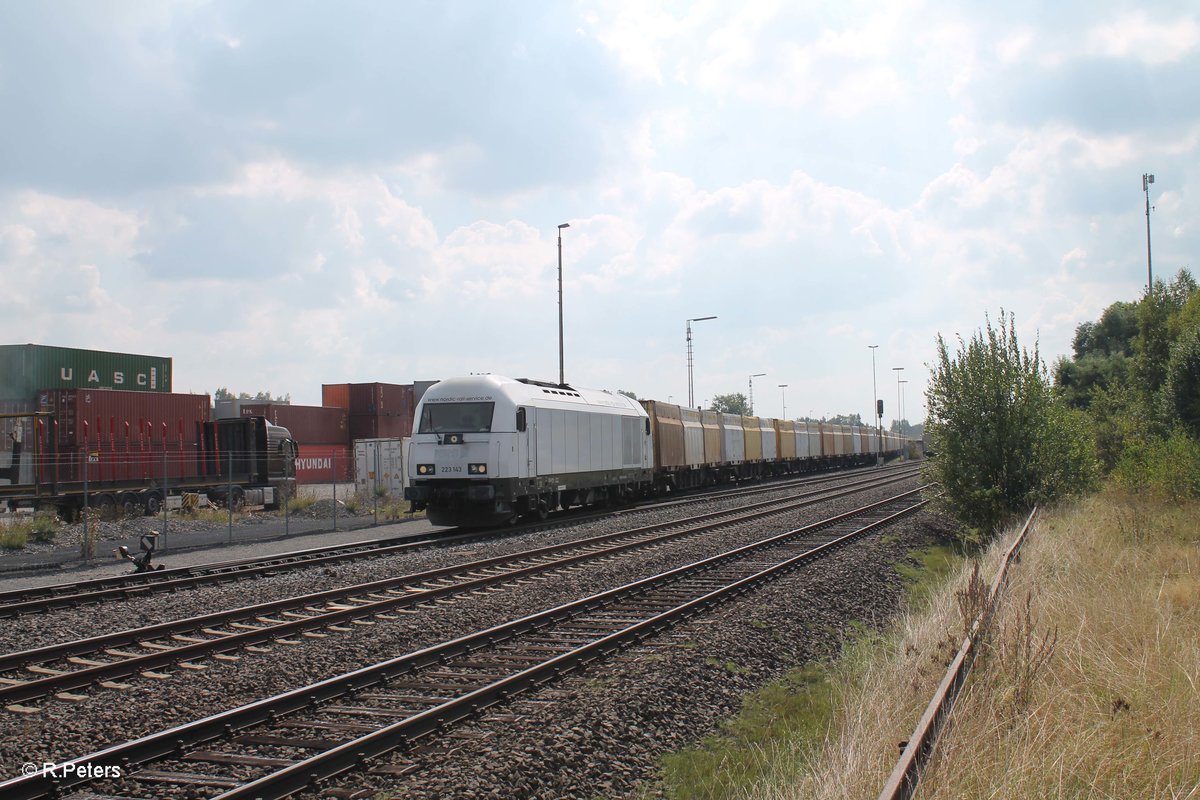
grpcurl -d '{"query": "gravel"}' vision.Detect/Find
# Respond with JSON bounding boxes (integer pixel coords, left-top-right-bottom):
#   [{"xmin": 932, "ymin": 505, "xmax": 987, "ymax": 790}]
[{"xmin": 0, "ymin": 469, "xmax": 942, "ymax": 799}]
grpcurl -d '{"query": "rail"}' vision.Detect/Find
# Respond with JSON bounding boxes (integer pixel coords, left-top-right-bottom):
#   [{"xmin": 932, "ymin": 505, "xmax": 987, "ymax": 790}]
[
  {"xmin": 878, "ymin": 506, "xmax": 1039, "ymax": 800},
  {"xmin": 0, "ymin": 463, "xmax": 920, "ymax": 613},
  {"xmin": 1, "ymin": 490, "xmax": 928, "ymax": 800},
  {"xmin": 0, "ymin": 471, "xmax": 922, "ymax": 705}
]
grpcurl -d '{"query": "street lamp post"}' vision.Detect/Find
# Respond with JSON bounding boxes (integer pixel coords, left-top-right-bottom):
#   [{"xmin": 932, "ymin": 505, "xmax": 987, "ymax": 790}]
[
  {"xmin": 557, "ymin": 222, "xmax": 570, "ymax": 385},
  {"xmin": 686, "ymin": 316, "xmax": 717, "ymax": 408},
  {"xmin": 892, "ymin": 366, "xmax": 904, "ymax": 460},
  {"xmin": 1143, "ymin": 173, "xmax": 1155, "ymax": 292},
  {"xmin": 748, "ymin": 373, "xmax": 766, "ymax": 414},
  {"xmin": 778, "ymin": 384, "xmax": 788, "ymax": 419},
  {"xmin": 869, "ymin": 345, "xmax": 880, "ymax": 464}
]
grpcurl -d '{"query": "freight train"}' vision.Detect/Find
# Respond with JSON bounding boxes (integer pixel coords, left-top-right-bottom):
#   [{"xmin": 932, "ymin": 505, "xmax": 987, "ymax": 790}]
[
  {"xmin": 404, "ymin": 375, "xmax": 907, "ymax": 527},
  {"xmin": 0, "ymin": 389, "xmax": 297, "ymax": 520}
]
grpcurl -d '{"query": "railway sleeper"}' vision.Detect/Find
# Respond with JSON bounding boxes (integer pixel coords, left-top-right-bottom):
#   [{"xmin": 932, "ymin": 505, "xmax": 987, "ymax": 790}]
[
  {"xmin": 184, "ymin": 751, "xmax": 296, "ymax": 768},
  {"xmin": 130, "ymin": 769, "xmax": 242, "ymax": 788}
]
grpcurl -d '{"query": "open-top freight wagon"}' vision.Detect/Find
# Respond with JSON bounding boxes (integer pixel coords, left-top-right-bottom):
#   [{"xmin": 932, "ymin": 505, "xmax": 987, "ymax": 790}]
[{"xmin": 0, "ymin": 389, "xmax": 297, "ymax": 519}]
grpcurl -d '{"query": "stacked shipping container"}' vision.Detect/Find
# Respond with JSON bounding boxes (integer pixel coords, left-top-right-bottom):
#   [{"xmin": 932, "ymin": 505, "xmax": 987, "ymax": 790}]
[
  {"xmin": 1, "ymin": 345, "xmax": 173, "ymax": 487},
  {"xmin": 36, "ymin": 389, "xmax": 210, "ymax": 483},
  {"xmin": 322, "ymin": 382, "xmax": 416, "ymax": 440},
  {"xmin": 1, "ymin": 344, "xmax": 172, "ymax": 398}
]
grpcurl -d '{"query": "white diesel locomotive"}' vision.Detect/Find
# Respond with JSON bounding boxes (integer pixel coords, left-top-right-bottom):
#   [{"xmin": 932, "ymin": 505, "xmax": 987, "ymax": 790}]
[
  {"xmin": 405, "ymin": 374, "xmax": 908, "ymax": 527},
  {"xmin": 404, "ymin": 375, "xmax": 653, "ymax": 526}
]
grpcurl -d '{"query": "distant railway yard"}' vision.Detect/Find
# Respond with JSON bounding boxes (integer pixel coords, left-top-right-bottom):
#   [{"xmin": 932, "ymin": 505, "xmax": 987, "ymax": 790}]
[{"xmin": 0, "ymin": 463, "xmax": 942, "ymax": 799}]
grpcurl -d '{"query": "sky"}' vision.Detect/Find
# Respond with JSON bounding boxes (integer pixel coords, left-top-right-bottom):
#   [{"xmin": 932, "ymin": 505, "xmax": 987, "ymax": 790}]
[{"xmin": 2, "ymin": 1, "xmax": 1197, "ymax": 426}]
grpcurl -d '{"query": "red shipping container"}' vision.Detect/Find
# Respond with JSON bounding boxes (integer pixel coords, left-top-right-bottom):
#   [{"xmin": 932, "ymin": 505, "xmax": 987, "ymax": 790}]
[
  {"xmin": 239, "ymin": 403, "xmax": 348, "ymax": 445},
  {"xmin": 292, "ymin": 444, "xmax": 352, "ymax": 484},
  {"xmin": 349, "ymin": 413, "xmax": 412, "ymax": 441},
  {"xmin": 346, "ymin": 383, "xmax": 414, "ymax": 417},
  {"xmin": 322, "ymin": 383, "xmax": 350, "ymax": 410},
  {"xmin": 35, "ymin": 389, "xmax": 210, "ymax": 483}
]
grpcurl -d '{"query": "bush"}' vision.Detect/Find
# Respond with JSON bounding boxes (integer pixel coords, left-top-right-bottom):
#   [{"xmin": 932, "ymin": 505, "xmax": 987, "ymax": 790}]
[
  {"xmin": 925, "ymin": 312, "xmax": 1098, "ymax": 538},
  {"xmin": 1113, "ymin": 429, "xmax": 1200, "ymax": 500},
  {"xmin": 28, "ymin": 513, "xmax": 59, "ymax": 543}
]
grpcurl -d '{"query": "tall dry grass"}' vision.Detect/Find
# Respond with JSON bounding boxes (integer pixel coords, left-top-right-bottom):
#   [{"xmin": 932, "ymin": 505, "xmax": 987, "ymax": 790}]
[
  {"xmin": 725, "ymin": 532, "xmax": 1008, "ymax": 800},
  {"xmin": 738, "ymin": 493, "xmax": 1199, "ymax": 800},
  {"xmin": 915, "ymin": 492, "xmax": 1200, "ymax": 799}
]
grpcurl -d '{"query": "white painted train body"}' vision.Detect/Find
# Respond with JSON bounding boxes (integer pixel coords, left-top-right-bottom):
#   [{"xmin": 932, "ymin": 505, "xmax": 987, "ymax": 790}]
[{"xmin": 405, "ymin": 375, "xmax": 652, "ymax": 526}]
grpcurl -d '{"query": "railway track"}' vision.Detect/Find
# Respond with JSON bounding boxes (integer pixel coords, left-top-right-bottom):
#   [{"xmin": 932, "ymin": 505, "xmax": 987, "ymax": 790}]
[
  {"xmin": 0, "ymin": 467, "xmax": 920, "ymax": 707},
  {"xmin": 0, "ymin": 463, "xmax": 916, "ymax": 616},
  {"xmin": 1, "ymin": 488, "xmax": 927, "ymax": 800}
]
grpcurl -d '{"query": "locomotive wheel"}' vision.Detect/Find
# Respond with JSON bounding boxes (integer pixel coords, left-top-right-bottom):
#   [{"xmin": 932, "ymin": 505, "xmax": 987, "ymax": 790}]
[
  {"xmin": 144, "ymin": 490, "xmax": 164, "ymax": 515},
  {"xmin": 120, "ymin": 492, "xmax": 144, "ymax": 518},
  {"xmin": 95, "ymin": 494, "xmax": 117, "ymax": 521}
]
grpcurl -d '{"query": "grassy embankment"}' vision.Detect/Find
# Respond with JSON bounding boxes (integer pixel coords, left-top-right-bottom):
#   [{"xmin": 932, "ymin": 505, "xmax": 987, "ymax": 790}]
[{"xmin": 651, "ymin": 491, "xmax": 1200, "ymax": 799}]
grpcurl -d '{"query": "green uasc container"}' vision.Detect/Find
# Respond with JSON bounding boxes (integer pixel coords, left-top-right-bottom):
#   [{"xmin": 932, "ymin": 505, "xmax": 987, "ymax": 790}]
[{"xmin": 0, "ymin": 344, "xmax": 173, "ymax": 401}]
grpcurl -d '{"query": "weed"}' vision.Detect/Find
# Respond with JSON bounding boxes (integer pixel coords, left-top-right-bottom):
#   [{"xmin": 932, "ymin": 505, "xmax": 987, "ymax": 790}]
[
  {"xmin": 993, "ymin": 591, "xmax": 1057, "ymax": 717},
  {"xmin": 28, "ymin": 513, "xmax": 59, "ymax": 543},
  {"xmin": 955, "ymin": 560, "xmax": 989, "ymax": 642},
  {"xmin": 286, "ymin": 489, "xmax": 318, "ymax": 515},
  {"xmin": 0, "ymin": 529, "xmax": 27, "ymax": 549}
]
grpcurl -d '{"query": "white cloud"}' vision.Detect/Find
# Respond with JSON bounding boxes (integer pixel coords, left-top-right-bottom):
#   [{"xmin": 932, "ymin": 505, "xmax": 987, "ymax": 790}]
[
  {"xmin": 1086, "ymin": 12, "xmax": 1200, "ymax": 64},
  {"xmin": 0, "ymin": 1, "xmax": 1195, "ymax": 419}
]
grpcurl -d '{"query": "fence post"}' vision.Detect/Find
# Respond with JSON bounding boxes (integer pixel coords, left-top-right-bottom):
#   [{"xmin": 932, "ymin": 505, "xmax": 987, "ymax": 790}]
[
  {"xmin": 332, "ymin": 451, "xmax": 338, "ymax": 532},
  {"xmin": 81, "ymin": 451, "xmax": 91, "ymax": 562},
  {"xmin": 161, "ymin": 444, "xmax": 168, "ymax": 549},
  {"xmin": 227, "ymin": 449, "xmax": 233, "ymax": 545},
  {"xmin": 373, "ymin": 444, "xmax": 379, "ymax": 525},
  {"xmin": 284, "ymin": 447, "xmax": 290, "ymax": 537}
]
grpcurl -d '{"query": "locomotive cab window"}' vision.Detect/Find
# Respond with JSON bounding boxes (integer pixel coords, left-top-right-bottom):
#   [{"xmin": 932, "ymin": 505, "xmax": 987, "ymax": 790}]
[
  {"xmin": 418, "ymin": 402, "xmax": 495, "ymax": 433},
  {"xmin": 516, "ymin": 407, "xmax": 527, "ymax": 432}
]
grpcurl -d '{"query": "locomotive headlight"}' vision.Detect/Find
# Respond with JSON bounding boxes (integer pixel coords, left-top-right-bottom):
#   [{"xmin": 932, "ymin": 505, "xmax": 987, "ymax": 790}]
[
  {"xmin": 468, "ymin": 463, "xmax": 488, "ymax": 475},
  {"xmin": 417, "ymin": 464, "xmax": 435, "ymax": 476}
]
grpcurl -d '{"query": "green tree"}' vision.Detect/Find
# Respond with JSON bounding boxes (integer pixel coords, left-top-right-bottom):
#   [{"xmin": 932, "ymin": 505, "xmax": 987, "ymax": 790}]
[
  {"xmin": 1132, "ymin": 270, "xmax": 1198, "ymax": 410},
  {"xmin": 1133, "ymin": 281, "xmax": 1175, "ymax": 402},
  {"xmin": 215, "ymin": 388, "xmax": 291, "ymax": 403},
  {"xmin": 710, "ymin": 393, "xmax": 750, "ymax": 415},
  {"xmin": 827, "ymin": 413, "xmax": 864, "ymax": 426},
  {"xmin": 1164, "ymin": 325, "xmax": 1200, "ymax": 438},
  {"xmin": 924, "ymin": 312, "xmax": 1096, "ymax": 537},
  {"xmin": 616, "ymin": 389, "xmax": 638, "ymax": 401},
  {"xmin": 1054, "ymin": 300, "xmax": 1137, "ymax": 409},
  {"xmin": 1086, "ymin": 383, "xmax": 1146, "ymax": 472}
]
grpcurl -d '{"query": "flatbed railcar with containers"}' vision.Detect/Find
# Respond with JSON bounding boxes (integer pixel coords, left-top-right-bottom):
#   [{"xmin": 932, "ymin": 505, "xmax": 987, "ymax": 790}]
[
  {"xmin": 0, "ymin": 389, "xmax": 297, "ymax": 520},
  {"xmin": 406, "ymin": 375, "xmax": 908, "ymax": 528}
]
